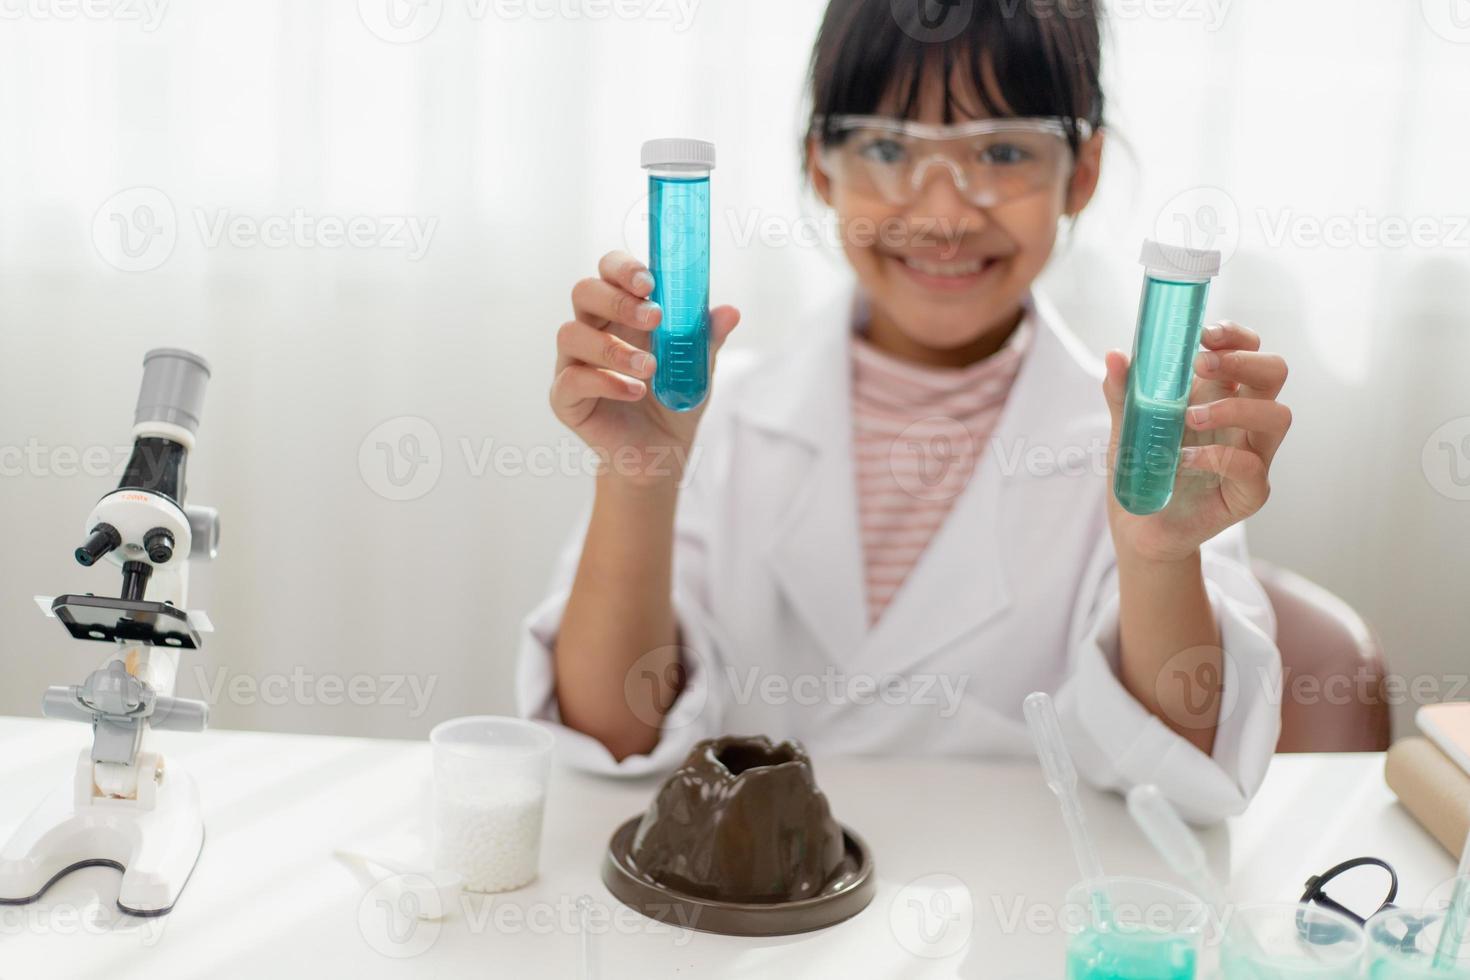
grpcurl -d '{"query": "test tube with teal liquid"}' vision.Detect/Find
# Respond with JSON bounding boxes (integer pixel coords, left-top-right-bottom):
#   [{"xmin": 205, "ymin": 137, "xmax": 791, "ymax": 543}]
[
  {"xmin": 641, "ymin": 138, "xmax": 716, "ymax": 413},
  {"xmin": 1114, "ymin": 240, "xmax": 1222, "ymax": 515}
]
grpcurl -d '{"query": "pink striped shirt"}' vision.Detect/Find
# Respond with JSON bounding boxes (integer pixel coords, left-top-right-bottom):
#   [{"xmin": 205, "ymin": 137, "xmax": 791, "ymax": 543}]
[{"xmin": 851, "ymin": 319, "xmax": 1032, "ymax": 625}]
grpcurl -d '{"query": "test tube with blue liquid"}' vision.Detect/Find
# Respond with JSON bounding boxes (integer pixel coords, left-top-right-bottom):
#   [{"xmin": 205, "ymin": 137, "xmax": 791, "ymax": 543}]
[
  {"xmin": 1114, "ymin": 240, "xmax": 1222, "ymax": 515},
  {"xmin": 641, "ymin": 138, "xmax": 716, "ymax": 412}
]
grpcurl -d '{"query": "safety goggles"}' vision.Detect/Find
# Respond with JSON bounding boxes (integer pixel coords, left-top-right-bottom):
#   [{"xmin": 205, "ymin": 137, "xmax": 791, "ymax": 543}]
[{"xmin": 816, "ymin": 115, "xmax": 1090, "ymax": 209}]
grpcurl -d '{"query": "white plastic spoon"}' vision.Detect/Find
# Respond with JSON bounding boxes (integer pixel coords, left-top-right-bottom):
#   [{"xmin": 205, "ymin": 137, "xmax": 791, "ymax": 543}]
[{"xmin": 334, "ymin": 849, "xmax": 464, "ymax": 921}]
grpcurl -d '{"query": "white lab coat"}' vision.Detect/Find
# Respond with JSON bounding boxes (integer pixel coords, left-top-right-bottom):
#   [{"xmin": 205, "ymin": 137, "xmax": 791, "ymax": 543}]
[{"xmin": 517, "ymin": 289, "xmax": 1282, "ymax": 823}]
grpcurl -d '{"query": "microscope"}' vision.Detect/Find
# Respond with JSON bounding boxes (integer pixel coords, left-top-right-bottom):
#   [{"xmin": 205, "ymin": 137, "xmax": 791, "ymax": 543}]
[{"xmin": 0, "ymin": 349, "xmax": 219, "ymax": 916}]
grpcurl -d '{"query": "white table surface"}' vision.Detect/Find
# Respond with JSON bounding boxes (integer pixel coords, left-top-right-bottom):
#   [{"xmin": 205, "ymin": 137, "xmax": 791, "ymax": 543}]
[{"xmin": 0, "ymin": 717, "xmax": 1456, "ymax": 979}]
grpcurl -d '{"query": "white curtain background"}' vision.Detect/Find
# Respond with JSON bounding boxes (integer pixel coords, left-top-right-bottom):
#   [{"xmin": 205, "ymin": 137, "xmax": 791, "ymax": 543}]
[{"xmin": 1, "ymin": 0, "xmax": 1466, "ymax": 738}]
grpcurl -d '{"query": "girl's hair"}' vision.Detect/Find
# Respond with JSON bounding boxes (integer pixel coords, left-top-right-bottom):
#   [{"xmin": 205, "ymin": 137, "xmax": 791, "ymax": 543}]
[{"xmin": 803, "ymin": 0, "xmax": 1105, "ymax": 168}]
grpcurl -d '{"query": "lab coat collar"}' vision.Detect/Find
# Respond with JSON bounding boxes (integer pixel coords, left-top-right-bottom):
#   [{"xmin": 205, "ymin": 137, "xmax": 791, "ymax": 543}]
[{"xmin": 736, "ymin": 285, "xmax": 1107, "ymax": 672}]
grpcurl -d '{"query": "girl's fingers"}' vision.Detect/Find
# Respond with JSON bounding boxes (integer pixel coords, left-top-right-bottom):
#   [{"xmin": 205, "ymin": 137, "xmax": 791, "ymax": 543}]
[
  {"xmin": 550, "ymin": 364, "xmax": 646, "ymax": 416},
  {"xmin": 555, "ymin": 304, "xmax": 740, "ymax": 383},
  {"xmin": 1186, "ymin": 397, "xmax": 1292, "ymax": 464},
  {"xmin": 598, "ymin": 251, "xmax": 656, "ymax": 298},
  {"xmin": 710, "ymin": 305, "xmax": 742, "ymax": 354},
  {"xmin": 1187, "ymin": 397, "xmax": 1292, "ymax": 434},
  {"xmin": 1102, "ymin": 349, "xmax": 1129, "ymax": 417},
  {"xmin": 556, "ymin": 320, "xmax": 656, "ymax": 379},
  {"xmin": 1194, "ymin": 349, "xmax": 1288, "ymax": 399},
  {"xmin": 572, "ymin": 277, "xmax": 662, "ymax": 332},
  {"xmin": 1201, "ymin": 320, "xmax": 1260, "ymax": 353},
  {"xmin": 1179, "ymin": 443, "xmax": 1270, "ymax": 511}
]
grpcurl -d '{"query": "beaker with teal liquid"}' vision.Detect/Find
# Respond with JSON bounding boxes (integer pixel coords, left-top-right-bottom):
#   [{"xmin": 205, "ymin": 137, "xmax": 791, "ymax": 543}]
[
  {"xmin": 1366, "ymin": 902, "xmax": 1470, "ymax": 979},
  {"xmin": 1219, "ymin": 903, "xmax": 1366, "ymax": 979},
  {"xmin": 1064, "ymin": 877, "xmax": 1207, "ymax": 980},
  {"xmin": 1114, "ymin": 240, "xmax": 1222, "ymax": 515},
  {"xmin": 641, "ymin": 138, "xmax": 716, "ymax": 413}
]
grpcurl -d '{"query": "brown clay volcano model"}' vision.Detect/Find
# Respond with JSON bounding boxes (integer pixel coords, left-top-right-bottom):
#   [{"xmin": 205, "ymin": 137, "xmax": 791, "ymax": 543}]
[{"xmin": 601, "ymin": 735, "xmax": 875, "ymax": 936}]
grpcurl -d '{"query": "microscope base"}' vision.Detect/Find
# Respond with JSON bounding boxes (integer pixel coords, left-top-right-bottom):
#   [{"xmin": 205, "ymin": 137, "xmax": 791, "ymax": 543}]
[{"xmin": 0, "ymin": 750, "xmax": 204, "ymax": 916}]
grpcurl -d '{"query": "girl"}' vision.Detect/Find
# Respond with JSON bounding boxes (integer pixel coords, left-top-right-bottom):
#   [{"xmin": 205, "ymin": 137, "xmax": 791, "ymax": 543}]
[{"xmin": 519, "ymin": 0, "xmax": 1290, "ymax": 822}]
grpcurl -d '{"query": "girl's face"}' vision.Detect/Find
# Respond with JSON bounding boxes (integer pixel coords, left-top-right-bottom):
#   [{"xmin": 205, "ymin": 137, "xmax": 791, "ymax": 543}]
[{"xmin": 810, "ymin": 69, "xmax": 1104, "ymax": 362}]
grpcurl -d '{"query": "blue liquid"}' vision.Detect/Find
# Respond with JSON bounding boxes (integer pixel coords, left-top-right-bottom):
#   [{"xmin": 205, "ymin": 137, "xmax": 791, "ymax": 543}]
[
  {"xmin": 1368, "ymin": 960, "xmax": 1470, "ymax": 979},
  {"xmin": 1369, "ymin": 903, "xmax": 1470, "ymax": 980},
  {"xmin": 1114, "ymin": 276, "xmax": 1211, "ymax": 515},
  {"xmin": 648, "ymin": 174, "xmax": 711, "ymax": 412},
  {"xmin": 1222, "ymin": 948, "xmax": 1362, "ymax": 979},
  {"xmin": 1067, "ymin": 927, "xmax": 1199, "ymax": 980}
]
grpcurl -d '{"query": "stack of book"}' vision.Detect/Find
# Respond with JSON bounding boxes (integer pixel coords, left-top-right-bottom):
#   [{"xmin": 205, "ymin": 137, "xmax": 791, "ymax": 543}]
[{"xmin": 1386, "ymin": 703, "xmax": 1470, "ymax": 860}]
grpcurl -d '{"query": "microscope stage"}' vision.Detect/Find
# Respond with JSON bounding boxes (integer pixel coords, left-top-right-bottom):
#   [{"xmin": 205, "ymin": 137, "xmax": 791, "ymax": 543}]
[{"xmin": 50, "ymin": 594, "xmax": 202, "ymax": 649}]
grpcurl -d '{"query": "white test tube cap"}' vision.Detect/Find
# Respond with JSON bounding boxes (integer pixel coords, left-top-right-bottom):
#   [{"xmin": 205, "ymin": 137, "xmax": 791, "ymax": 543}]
[
  {"xmin": 641, "ymin": 138, "xmax": 717, "ymax": 172},
  {"xmin": 1139, "ymin": 239, "xmax": 1221, "ymax": 282}
]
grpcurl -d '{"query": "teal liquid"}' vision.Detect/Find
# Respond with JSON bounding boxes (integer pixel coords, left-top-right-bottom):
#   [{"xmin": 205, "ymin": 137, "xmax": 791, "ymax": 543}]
[
  {"xmin": 1222, "ymin": 948, "xmax": 1361, "ymax": 979},
  {"xmin": 648, "ymin": 174, "xmax": 711, "ymax": 413},
  {"xmin": 1369, "ymin": 900, "xmax": 1470, "ymax": 980},
  {"xmin": 1114, "ymin": 276, "xmax": 1211, "ymax": 515},
  {"xmin": 1369, "ymin": 958, "xmax": 1470, "ymax": 979},
  {"xmin": 1066, "ymin": 927, "xmax": 1199, "ymax": 980}
]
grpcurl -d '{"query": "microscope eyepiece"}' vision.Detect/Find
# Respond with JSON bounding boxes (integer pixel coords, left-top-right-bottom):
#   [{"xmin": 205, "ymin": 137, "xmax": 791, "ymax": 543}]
[
  {"xmin": 135, "ymin": 348, "xmax": 211, "ymax": 436},
  {"xmin": 144, "ymin": 527, "xmax": 175, "ymax": 564},
  {"xmin": 75, "ymin": 524, "xmax": 122, "ymax": 567}
]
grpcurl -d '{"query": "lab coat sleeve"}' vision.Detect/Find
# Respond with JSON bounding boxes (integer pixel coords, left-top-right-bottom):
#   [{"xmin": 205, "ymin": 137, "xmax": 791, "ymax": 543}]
[
  {"xmin": 514, "ymin": 396, "xmax": 739, "ymax": 777},
  {"xmin": 1054, "ymin": 523, "xmax": 1281, "ymax": 824}
]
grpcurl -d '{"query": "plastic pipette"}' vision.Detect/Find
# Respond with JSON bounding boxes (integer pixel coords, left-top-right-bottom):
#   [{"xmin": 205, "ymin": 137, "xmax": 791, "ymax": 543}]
[
  {"xmin": 1023, "ymin": 691, "xmax": 1112, "ymax": 928},
  {"xmin": 577, "ymin": 894, "xmax": 597, "ymax": 980},
  {"xmin": 1432, "ymin": 826, "xmax": 1470, "ymax": 969},
  {"xmin": 1125, "ymin": 786, "xmax": 1226, "ymax": 909},
  {"xmin": 1126, "ymin": 784, "xmax": 1267, "ymax": 958}
]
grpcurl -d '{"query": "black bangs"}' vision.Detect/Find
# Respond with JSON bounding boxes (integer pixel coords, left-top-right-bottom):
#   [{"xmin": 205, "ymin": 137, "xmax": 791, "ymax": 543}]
[{"xmin": 805, "ymin": 0, "xmax": 1103, "ymax": 158}]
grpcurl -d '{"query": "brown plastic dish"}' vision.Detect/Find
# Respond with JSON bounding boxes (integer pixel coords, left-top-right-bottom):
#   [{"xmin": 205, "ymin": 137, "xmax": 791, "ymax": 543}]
[{"xmin": 600, "ymin": 735, "xmax": 876, "ymax": 937}]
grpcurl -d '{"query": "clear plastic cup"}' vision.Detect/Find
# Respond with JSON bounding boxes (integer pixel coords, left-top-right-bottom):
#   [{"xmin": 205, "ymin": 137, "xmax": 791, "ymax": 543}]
[
  {"xmin": 1366, "ymin": 904, "xmax": 1470, "ymax": 979},
  {"xmin": 1064, "ymin": 876, "xmax": 1209, "ymax": 979},
  {"xmin": 1219, "ymin": 903, "xmax": 1366, "ymax": 978},
  {"xmin": 429, "ymin": 716, "xmax": 554, "ymax": 893}
]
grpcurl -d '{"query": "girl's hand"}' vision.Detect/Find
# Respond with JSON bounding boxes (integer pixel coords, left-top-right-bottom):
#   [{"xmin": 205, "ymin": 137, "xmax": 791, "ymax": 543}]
[
  {"xmin": 1102, "ymin": 320, "xmax": 1292, "ymax": 564},
  {"xmin": 552, "ymin": 250, "xmax": 740, "ymax": 485}
]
